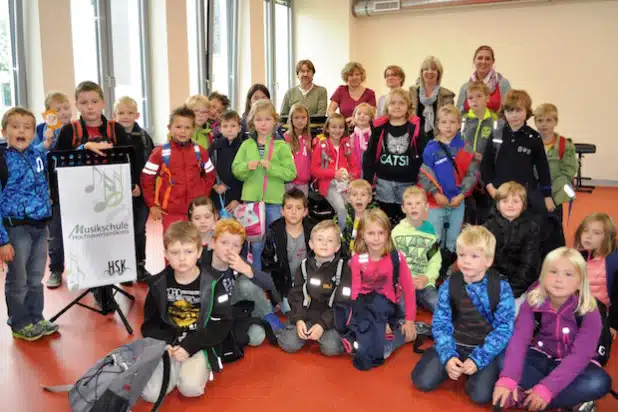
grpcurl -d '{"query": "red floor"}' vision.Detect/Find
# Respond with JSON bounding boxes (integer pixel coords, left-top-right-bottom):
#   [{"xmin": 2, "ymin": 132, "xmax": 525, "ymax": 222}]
[{"xmin": 2, "ymin": 188, "xmax": 618, "ymax": 411}]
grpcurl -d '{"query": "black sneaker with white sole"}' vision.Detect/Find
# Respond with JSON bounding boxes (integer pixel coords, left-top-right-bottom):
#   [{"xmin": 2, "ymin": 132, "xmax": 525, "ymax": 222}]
[{"xmin": 46, "ymin": 271, "xmax": 62, "ymax": 289}]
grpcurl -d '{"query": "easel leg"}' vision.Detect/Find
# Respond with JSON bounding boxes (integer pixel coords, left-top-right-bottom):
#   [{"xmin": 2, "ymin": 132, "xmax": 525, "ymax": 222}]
[{"xmin": 49, "ymin": 289, "xmax": 94, "ymax": 322}]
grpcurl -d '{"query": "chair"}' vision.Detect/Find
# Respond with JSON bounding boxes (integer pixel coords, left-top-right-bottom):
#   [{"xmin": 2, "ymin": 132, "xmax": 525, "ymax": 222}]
[{"xmin": 574, "ymin": 143, "xmax": 596, "ymax": 193}]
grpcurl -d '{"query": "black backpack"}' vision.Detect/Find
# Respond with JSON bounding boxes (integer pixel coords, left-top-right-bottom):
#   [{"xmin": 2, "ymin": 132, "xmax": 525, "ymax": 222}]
[{"xmin": 449, "ymin": 270, "xmax": 502, "ymax": 318}]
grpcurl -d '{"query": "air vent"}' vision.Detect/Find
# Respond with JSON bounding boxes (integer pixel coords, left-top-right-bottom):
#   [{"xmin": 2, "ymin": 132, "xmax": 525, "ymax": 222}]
[
  {"xmin": 353, "ymin": 0, "xmax": 550, "ymax": 17},
  {"xmin": 374, "ymin": 0, "xmax": 401, "ymax": 12}
]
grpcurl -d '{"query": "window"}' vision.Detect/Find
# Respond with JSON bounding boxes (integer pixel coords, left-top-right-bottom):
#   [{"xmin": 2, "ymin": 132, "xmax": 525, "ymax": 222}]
[
  {"xmin": 187, "ymin": 0, "xmax": 238, "ymax": 106},
  {"xmin": 0, "ymin": 0, "xmax": 26, "ymax": 118},
  {"xmin": 264, "ymin": 0, "xmax": 293, "ymax": 112},
  {"xmin": 70, "ymin": 0, "xmax": 152, "ymax": 129}
]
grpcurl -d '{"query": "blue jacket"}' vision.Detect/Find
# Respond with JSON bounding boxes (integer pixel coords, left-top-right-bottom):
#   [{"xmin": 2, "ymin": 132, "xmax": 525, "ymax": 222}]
[
  {"xmin": 0, "ymin": 145, "xmax": 52, "ymax": 245},
  {"xmin": 433, "ymin": 275, "xmax": 515, "ymax": 369}
]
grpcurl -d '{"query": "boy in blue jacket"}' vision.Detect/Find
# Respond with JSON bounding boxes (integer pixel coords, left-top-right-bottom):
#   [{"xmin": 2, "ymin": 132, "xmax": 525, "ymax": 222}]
[
  {"xmin": 0, "ymin": 107, "xmax": 57, "ymax": 341},
  {"xmin": 411, "ymin": 225, "xmax": 515, "ymax": 405}
]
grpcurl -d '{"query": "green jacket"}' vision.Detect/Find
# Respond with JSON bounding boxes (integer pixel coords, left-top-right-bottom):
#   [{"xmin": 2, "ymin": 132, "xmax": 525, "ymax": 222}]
[
  {"xmin": 545, "ymin": 135, "xmax": 578, "ymax": 205},
  {"xmin": 391, "ymin": 219, "xmax": 442, "ymax": 287},
  {"xmin": 192, "ymin": 123, "xmax": 214, "ymax": 150},
  {"xmin": 232, "ymin": 134, "xmax": 296, "ymax": 204},
  {"xmin": 462, "ymin": 108, "xmax": 498, "ymax": 157}
]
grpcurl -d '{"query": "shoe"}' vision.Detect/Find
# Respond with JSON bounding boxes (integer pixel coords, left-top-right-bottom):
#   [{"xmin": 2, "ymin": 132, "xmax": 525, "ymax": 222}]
[
  {"xmin": 36, "ymin": 319, "xmax": 60, "ymax": 336},
  {"xmin": 263, "ymin": 313, "xmax": 284, "ymax": 331},
  {"xmin": 576, "ymin": 401, "xmax": 596, "ymax": 412},
  {"xmin": 46, "ymin": 271, "xmax": 62, "ymax": 289},
  {"xmin": 93, "ymin": 287, "xmax": 116, "ymax": 315},
  {"xmin": 12, "ymin": 323, "xmax": 45, "ymax": 341},
  {"xmin": 137, "ymin": 265, "xmax": 151, "ymax": 283}
]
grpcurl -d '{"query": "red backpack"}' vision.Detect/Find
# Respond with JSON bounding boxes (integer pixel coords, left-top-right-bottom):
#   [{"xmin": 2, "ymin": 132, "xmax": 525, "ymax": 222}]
[{"xmin": 71, "ymin": 120, "xmax": 117, "ymax": 148}]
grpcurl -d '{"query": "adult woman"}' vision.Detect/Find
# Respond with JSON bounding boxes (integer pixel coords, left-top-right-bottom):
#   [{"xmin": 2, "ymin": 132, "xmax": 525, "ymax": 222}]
[
  {"xmin": 327, "ymin": 62, "xmax": 376, "ymax": 124},
  {"xmin": 280, "ymin": 60, "xmax": 328, "ymax": 117},
  {"xmin": 376, "ymin": 65, "xmax": 407, "ymax": 117},
  {"xmin": 409, "ymin": 56, "xmax": 455, "ymax": 139},
  {"xmin": 456, "ymin": 45, "xmax": 511, "ymax": 113}
]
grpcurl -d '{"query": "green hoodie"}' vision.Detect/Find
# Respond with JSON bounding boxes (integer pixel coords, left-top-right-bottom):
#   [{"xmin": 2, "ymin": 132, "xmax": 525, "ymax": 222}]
[
  {"xmin": 192, "ymin": 124, "xmax": 213, "ymax": 150},
  {"xmin": 544, "ymin": 135, "xmax": 578, "ymax": 205},
  {"xmin": 232, "ymin": 134, "xmax": 296, "ymax": 204},
  {"xmin": 391, "ymin": 219, "xmax": 441, "ymax": 287}
]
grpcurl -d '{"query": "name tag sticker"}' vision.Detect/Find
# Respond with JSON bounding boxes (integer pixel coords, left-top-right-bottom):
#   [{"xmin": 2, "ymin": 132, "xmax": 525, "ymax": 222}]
[
  {"xmin": 310, "ymin": 278, "xmax": 321, "ymax": 286},
  {"xmin": 342, "ymin": 286, "xmax": 351, "ymax": 297}
]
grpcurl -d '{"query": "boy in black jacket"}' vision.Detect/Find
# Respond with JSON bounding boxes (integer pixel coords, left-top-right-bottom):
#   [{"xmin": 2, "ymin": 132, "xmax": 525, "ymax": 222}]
[
  {"xmin": 483, "ymin": 182, "xmax": 540, "ymax": 312},
  {"xmin": 141, "ymin": 221, "xmax": 232, "ymax": 403},
  {"xmin": 114, "ymin": 96, "xmax": 154, "ymax": 282},
  {"xmin": 262, "ymin": 188, "xmax": 315, "ymax": 312},
  {"xmin": 277, "ymin": 220, "xmax": 349, "ymax": 356},
  {"xmin": 209, "ymin": 110, "xmax": 245, "ymax": 214}
]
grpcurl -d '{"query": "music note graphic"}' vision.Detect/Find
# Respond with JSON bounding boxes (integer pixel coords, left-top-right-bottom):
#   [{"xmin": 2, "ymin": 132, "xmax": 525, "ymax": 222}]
[
  {"xmin": 84, "ymin": 168, "xmax": 103, "ymax": 193},
  {"xmin": 67, "ymin": 254, "xmax": 87, "ymax": 290},
  {"xmin": 89, "ymin": 167, "xmax": 125, "ymax": 213}
]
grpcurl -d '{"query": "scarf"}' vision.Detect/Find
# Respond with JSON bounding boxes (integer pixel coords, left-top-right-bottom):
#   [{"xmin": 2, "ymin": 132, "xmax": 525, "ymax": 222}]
[
  {"xmin": 419, "ymin": 84, "xmax": 440, "ymax": 133},
  {"xmin": 352, "ymin": 126, "xmax": 371, "ymax": 152},
  {"xmin": 470, "ymin": 69, "xmax": 503, "ymax": 94}
]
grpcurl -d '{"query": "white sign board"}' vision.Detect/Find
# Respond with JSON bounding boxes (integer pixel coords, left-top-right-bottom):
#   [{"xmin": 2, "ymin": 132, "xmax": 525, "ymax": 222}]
[{"xmin": 58, "ymin": 163, "xmax": 137, "ymax": 290}]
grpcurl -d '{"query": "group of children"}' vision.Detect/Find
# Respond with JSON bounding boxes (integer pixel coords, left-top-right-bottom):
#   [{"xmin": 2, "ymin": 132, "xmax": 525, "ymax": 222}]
[{"xmin": 0, "ymin": 76, "xmax": 616, "ymax": 411}]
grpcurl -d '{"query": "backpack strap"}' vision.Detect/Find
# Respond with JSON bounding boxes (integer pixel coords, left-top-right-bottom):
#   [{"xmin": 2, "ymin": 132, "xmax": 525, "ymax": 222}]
[
  {"xmin": 436, "ymin": 140, "xmax": 462, "ymax": 180},
  {"xmin": 301, "ymin": 259, "xmax": 310, "ymax": 307},
  {"xmin": 390, "ymin": 250, "xmax": 400, "ymax": 291},
  {"xmin": 106, "ymin": 120, "xmax": 117, "ymax": 145},
  {"xmin": 328, "ymin": 258, "xmax": 345, "ymax": 307},
  {"xmin": 161, "ymin": 142, "xmax": 172, "ymax": 168},
  {"xmin": 492, "ymin": 120, "xmax": 503, "ymax": 164},
  {"xmin": 534, "ymin": 311, "xmax": 543, "ymax": 336},
  {"xmin": 487, "ymin": 271, "xmax": 501, "ymax": 314},
  {"xmin": 71, "ymin": 120, "xmax": 83, "ymax": 148},
  {"xmin": 151, "ymin": 350, "xmax": 171, "ymax": 412},
  {"xmin": 558, "ymin": 135, "xmax": 566, "ymax": 160},
  {"xmin": 0, "ymin": 147, "xmax": 7, "ymax": 190},
  {"xmin": 449, "ymin": 271, "xmax": 465, "ymax": 320}
]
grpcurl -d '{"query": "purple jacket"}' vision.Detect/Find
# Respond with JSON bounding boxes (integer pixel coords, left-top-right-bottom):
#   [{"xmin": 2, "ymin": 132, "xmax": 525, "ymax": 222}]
[{"xmin": 496, "ymin": 295, "xmax": 602, "ymax": 404}]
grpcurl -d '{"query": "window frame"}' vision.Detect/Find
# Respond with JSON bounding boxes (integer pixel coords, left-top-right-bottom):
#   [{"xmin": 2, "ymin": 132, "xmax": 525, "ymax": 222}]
[
  {"xmin": 7, "ymin": 0, "xmax": 27, "ymax": 107},
  {"xmin": 264, "ymin": 0, "xmax": 294, "ymax": 110}
]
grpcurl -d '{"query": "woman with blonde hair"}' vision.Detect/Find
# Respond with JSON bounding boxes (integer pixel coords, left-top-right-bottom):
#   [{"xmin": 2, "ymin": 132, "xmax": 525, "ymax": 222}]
[{"xmin": 327, "ymin": 62, "xmax": 376, "ymax": 125}]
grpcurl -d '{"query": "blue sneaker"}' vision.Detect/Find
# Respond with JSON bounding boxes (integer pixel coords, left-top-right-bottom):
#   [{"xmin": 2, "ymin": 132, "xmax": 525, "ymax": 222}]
[{"xmin": 263, "ymin": 313, "xmax": 284, "ymax": 331}]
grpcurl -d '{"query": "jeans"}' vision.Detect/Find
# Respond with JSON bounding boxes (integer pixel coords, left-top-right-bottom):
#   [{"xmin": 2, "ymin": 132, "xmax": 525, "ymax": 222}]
[
  {"xmin": 133, "ymin": 197, "xmax": 149, "ymax": 265},
  {"xmin": 375, "ymin": 178, "xmax": 411, "ymax": 204},
  {"xmin": 416, "ymin": 286, "xmax": 438, "ymax": 313},
  {"xmin": 251, "ymin": 203, "xmax": 281, "ymax": 271},
  {"xmin": 518, "ymin": 348, "xmax": 611, "ymax": 408},
  {"xmin": 426, "ymin": 203, "xmax": 465, "ymax": 253},
  {"xmin": 326, "ymin": 183, "xmax": 347, "ymax": 232},
  {"xmin": 277, "ymin": 323, "xmax": 344, "ymax": 356},
  {"xmin": 48, "ymin": 203, "xmax": 64, "ymax": 273},
  {"xmin": 412, "ymin": 346, "xmax": 503, "ymax": 405},
  {"xmin": 5, "ymin": 225, "xmax": 48, "ymax": 330}
]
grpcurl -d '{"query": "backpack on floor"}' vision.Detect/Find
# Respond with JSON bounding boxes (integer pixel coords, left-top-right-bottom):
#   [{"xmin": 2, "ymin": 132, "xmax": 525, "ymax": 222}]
[{"xmin": 44, "ymin": 338, "xmax": 171, "ymax": 412}]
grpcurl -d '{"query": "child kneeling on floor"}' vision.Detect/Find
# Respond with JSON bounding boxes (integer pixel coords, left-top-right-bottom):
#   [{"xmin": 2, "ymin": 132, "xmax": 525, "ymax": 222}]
[
  {"xmin": 277, "ymin": 220, "xmax": 349, "ymax": 356},
  {"xmin": 141, "ymin": 221, "xmax": 232, "ymax": 402},
  {"xmin": 412, "ymin": 225, "xmax": 515, "ymax": 405},
  {"xmin": 492, "ymin": 247, "xmax": 612, "ymax": 411}
]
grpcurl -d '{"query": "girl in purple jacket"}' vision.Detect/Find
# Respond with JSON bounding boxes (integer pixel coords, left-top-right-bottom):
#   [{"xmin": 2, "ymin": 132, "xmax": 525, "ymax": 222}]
[{"xmin": 492, "ymin": 247, "xmax": 611, "ymax": 411}]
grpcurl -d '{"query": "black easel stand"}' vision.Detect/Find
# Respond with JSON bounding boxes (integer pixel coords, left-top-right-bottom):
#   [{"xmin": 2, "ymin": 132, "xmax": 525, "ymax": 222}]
[{"xmin": 49, "ymin": 285, "xmax": 135, "ymax": 334}]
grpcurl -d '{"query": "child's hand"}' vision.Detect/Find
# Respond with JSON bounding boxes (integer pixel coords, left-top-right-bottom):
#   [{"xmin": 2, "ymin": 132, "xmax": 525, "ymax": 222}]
[
  {"xmin": 214, "ymin": 184, "xmax": 227, "ymax": 195},
  {"xmin": 474, "ymin": 152, "xmax": 483, "ymax": 161},
  {"xmin": 493, "ymin": 386, "xmax": 516, "ymax": 408},
  {"xmin": 225, "ymin": 200, "xmax": 239, "ymax": 213},
  {"xmin": 43, "ymin": 129, "xmax": 54, "ymax": 149},
  {"xmin": 227, "ymin": 252, "xmax": 253, "ymax": 278},
  {"xmin": 434, "ymin": 193, "xmax": 449, "ymax": 207},
  {"xmin": 306, "ymin": 323, "xmax": 324, "ymax": 341},
  {"xmin": 334, "ymin": 169, "xmax": 346, "ymax": 181},
  {"xmin": 401, "ymin": 320, "xmax": 417, "ymax": 342},
  {"xmin": 385, "ymin": 323, "xmax": 392, "ymax": 335},
  {"xmin": 523, "ymin": 389, "xmax": 548, "ymax": 411},
  {"xmin": 150, "ymin": 206, "xmax": 165, "ymax": 221},
  {"xmin": 296, "ymin": 320, "xmax": 309, "ymax": 340},
  {"xmin": 461, "ymin": 358, "xmax": 478, "ymax": 375},
  {"xmin": 449, "ymin": 194, "xmax": 465, "ymax": 208},
  {"xmin": 44, "ymin": 127, "xmax": 54, "ymax": 139},
  {"xmin": 0, "ymin": 244, "xmax": 14, "ymax": 262},
  {"xmin": 247, "ymin": 160, "xmax": 259, "ymax": 171},
  {"xmin": 260, "ymin": 159, "xmax": 270, "ymax": 170},
  {"xmin": 132, "ymin": 185, "xmax": 141, "ymax": 197},
  {"xmin": 544, "ymin": 197, "xmax": 556, "ymax": 212},
  {"xmin": 610, "ymin": 327, "xmax": 617, "ymax": 339},
  {"xmin": 486, "ymin": 184, "xmax": 497, "ymax": 199},
  {"xmin": 84, "ymin": 141, "xmax": 113, "ymax": 156},
  {"xmin": 445, "ymin": 357, "xmax": 463, "ymax": 380},
  {"xmin": 345, "ymin": 117, "xmax": 355, "ymax": 127},
  {"xmin": 169, "ymin": 346, "xmax": 190, "ymax": 363},
  {"xmin": 413, "ymin": 275, "xmax": 428, "ymax": 290}
]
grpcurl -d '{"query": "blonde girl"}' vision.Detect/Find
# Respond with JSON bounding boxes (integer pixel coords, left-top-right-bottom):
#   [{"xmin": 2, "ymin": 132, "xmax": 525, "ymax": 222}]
[
  {"xmin": 493, "ymin": 247, "xmax": 611, "ymax": 411},
  {"xmin": 232, "ymin": 99, "xmax": 296, "ymax": 270},
  {"xmin": 284, "ymin": 104, "xmax": 311, "ymax": 194},
  {"xmin": 188, "ymin": 196, "xmax": 218, "ymax": 249}
]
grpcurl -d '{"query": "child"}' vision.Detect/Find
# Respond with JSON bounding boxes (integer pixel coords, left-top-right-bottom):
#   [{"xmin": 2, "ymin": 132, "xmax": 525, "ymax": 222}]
[
  {"xmin": 232, "ymin": 99, "xmax": 296, "ymax": 271},
  {"xmin": 392, "ymin": 186, "xmax": 442, "ymax": 312},
  {"xmin": 534, "ymin": 103, "xmax": 578, "ymax": 223},
  {"xmin": 262, "ymin": 188, "xmax": 315, "ymax": 310},
  {"xmin": 114, "ymin": 96, "xmax": 154, "ymax": 282},
  {"xmin": 141, "ymin": 221, "xmax": 232, "ymax": 403},
  {"xmin": 185, "ymin": 94, "xmax": 213, "ymax": 150},
  {"xmin": 461, "ymin": 81, "xmax": 497, "ymax": 225},
  {"xmin": 363, "ymin": 87, "xmax": 427, "ymax": 225},
  {"xmin": 209, "ymin": 110, "xmax": 244, "ymax": 214},
  {"xmin": 0, "ymin": 107, "xmax": 57, "ymax": 341},
  {"xmin": 412, "ymin": 226, "xmax": 515, "ymax": 405},
  {"xmin": 141, "ymin": 106, "xmax": 216, "ymax": 234},
  {"xmin": 419, "ymin": 105, "xmax": 478, "ymax": 254},
  {"xmin": 199, "ymin": 219, "xmax": 283, "ymax": 347},
  {"xmin": 343, "ymin": 209, "xmax": 417, "ymax": 370},
  {"xmin": 311, "ymin": 113, "xmax": 359, "ymax": 230},
  {"xmin": 574, "ymin": 213, "xmax": 618, "ymax": 338},
  {"xmin": 492, "ymin": 247, "xmax": 611, "ymax": 411},
  {"xmin": 36, "ymin": 92, "xmax": 72, "ymax": 289},
  {"xmin": 278, "ymin": 220, "xmax": 348, "ymax": 356},
  {"xmin": 188, "ymin": 196, "xmax": 218, "ymax": 250},
  {"xmin": 283, "ymin": 103, "xmax": 312, "ymax": 194},
  {"xmin": 483, "ymin": 182, "xmax": 541, "ymax": 310},
  {"xmin": 339, "ymin": 179, "xmax": 374, "ymax": 255},
  {"xmin": 208, "ymin": 91, "xmax": 230, "ymax": 135},
  {"xmin": 349, "ymin": 103, "xmax": 375, "ymax": 170},
  {"xmin": 481, "ymin": 90, "xmax": 554, "ymax": 221}
]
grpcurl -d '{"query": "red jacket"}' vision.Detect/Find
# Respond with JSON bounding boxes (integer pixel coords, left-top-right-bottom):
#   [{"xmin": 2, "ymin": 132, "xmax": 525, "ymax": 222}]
[
  {"xmin": 310, "ymin": 136, "xmax": 360, "ymax": 196},
  {"xmin": 141, "ymin": 139, "xmax": 216, "ymax": 215}
]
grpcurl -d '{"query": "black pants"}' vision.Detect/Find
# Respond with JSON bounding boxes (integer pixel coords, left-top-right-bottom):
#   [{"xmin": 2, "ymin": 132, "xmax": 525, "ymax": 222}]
[{"xmin": 133, "ymin": 197, "xmax": 149, "ymax": 266}]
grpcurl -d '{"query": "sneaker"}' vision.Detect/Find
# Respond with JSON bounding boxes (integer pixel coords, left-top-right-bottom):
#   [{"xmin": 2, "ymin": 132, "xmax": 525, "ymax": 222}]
[
  {"xmin": 12, "ymin": 323, "xmax": 45, "ymax": 341},
  {"xmin": 46, "ymin": 271, "xmax": 62, "ymax": 289},
  {"xmin": 93, "ymin": 287, "xmax": 116, "ymax": 315},
  {"xmin": 576, "ymin": 401, "xmax": 596, "ymax": 412},
  {"xmin": 263, "ymin": 313, "xmax": 284, "ymax": 331},
  {"xmin": 137, "ymin": 265, "xmax": 151, "ymax": 283},
  {"xmin": 37, "ymin": 319, "xmax": 60, "ymax": 336}
]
